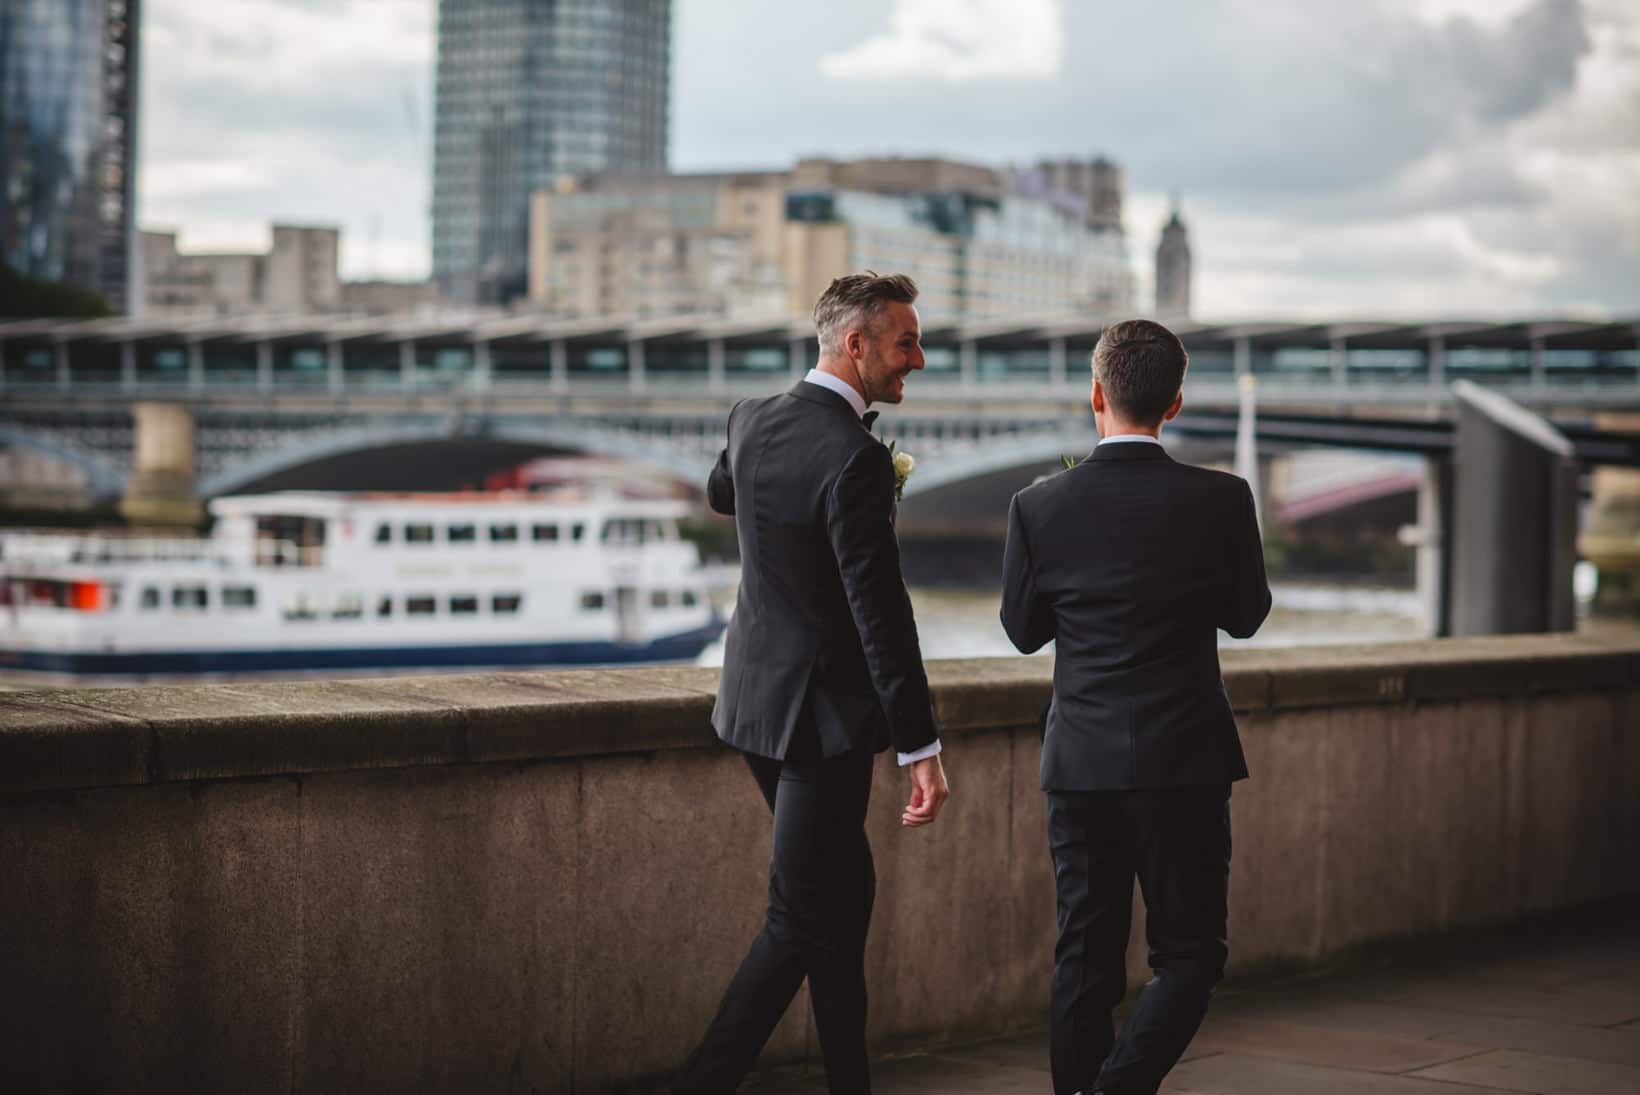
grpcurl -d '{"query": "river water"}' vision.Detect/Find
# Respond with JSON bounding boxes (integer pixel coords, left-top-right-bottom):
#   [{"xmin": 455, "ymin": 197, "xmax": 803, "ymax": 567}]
[{"xmin": 694, "ymin": 581, "xmax": 1427, "ymax": 666}]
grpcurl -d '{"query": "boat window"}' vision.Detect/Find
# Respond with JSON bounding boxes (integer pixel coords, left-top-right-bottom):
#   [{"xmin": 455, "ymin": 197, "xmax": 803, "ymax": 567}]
[
  {"xmin": 681, "ymin": 590, "xmax": 698, "ymax": 608},
  {"xmin": 172, "ymin": 586, "xmax": 209, "ymax": 610},
  {"xmin": 332, "ymin": 594, "xmax": 365, "ymax": 620},
  {"xmin": 571, "ymin": 522, "xmax": 586, "ymax": 542},
  {"xmin": 650, "ymin": 590, "xmax": 670, "ymax": 609},
  {"xmin": 376, "ymin": 594, "xmax": 393, "ymax": 617},
  {"xmin": 447, "ymin": 524, "xmax": 476, "ymax": 544},
  {"xmin": 106, "ymin": 583, "xmax": 123, "ymax": 609},
  {"xmin": 647, "ymin": 521, "xmax": 668, "ymax": 542},
  {"xmin": 490, "ymin": 523, "xmax": 519, "ymax": 543},
  {"xmin": 532, "ymin": 523, "xmax": 560, "ymax": 543},
  {"xmin": 449, "ymin": 594, "xmax": 479, "ymax": 615},
  {"xmin": 602, "ymin": 518, "xmax": 646, "ymax": 545},
  {"xmin": 580, "ymin": 591, "xmax": 606, "ymax": 611},
  {"xmin": 222, "ymin": 586, "xmax": 258, "ymax": 610},
  {"xmin": 283, "ymin": 596, "xmax": 319, "ymax": 621},
  {"xmin": 404, "ymin": 524, "xmax": 435, "ymax": 545},
  {"xmin": 374, "ymin": 523, "xmax": 393, "ymax": 544},
  {"xmin": 492, "ymin": 593, "xmax": 522, "ymax": 614},
  {"xmin": 140, "ymin": 586, "xmax": 162, "ymax": 610},
  {"xmin": 406, "ymin": 595, "xmax": 437, "ymax": 616}
]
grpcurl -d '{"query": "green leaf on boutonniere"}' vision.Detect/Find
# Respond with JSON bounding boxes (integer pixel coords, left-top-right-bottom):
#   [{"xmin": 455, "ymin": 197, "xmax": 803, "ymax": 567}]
[{"xmin": 1060, "ymin": 454, "xmax": 1079, "ymax": 470}]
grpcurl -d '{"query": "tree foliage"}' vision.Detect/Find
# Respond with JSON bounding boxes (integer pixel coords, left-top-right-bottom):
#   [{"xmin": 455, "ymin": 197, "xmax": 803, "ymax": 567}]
[{"xmin": 0, "ymin": 262, "xmax": 113, "ymax": 318}]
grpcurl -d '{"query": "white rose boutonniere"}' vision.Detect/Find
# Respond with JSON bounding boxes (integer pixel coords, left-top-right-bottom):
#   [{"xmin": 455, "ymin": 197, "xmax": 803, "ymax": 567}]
[{"xmin": 889, "ymin": 441, "xmax": 915, "ymax": 501}]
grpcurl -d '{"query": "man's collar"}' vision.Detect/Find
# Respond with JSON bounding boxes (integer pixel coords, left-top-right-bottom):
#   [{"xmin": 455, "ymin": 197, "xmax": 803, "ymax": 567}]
[
  {"xmin": 1097, "ymin": 433, "xmax": 1163, "ymax": 446},
  {"xmin": 802, "ymin": 368, "xmax": 867, "ymax": 418}
]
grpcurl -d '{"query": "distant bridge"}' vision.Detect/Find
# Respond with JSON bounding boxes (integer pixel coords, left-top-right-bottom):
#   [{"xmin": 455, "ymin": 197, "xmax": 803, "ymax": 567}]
[{"xmin": 2, "ymin": 312, "xmax": 1637, "ymax": 501}]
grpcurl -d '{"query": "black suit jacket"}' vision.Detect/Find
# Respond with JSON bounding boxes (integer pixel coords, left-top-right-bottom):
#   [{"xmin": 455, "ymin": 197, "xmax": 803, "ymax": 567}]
[
  {"xmin": 1000, "ymin": 442, "xmax": 1270, "ymax": 791},
  {"xmin": 708, "ymin": 381, "xmax": 938, "ymax": 760}
]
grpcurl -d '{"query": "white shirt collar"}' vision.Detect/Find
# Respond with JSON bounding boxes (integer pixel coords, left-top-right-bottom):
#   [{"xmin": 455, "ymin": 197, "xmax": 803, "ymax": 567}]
[
  {"xmin": 802, "ymin": 368, "xmax": 867, "ymax": 418},
  {"xmin": 1098, "ymin": 433, "xmax": 1163, "ymax": 446}
]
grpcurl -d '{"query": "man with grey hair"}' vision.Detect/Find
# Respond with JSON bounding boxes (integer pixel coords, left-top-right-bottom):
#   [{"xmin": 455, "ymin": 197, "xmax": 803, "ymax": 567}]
[
  {"xmin": 1002, "ymin": 318, "xmax": 1270, "ymax": 1095},
  {"xmin": 674, "ymin": 272, "xmax": 950, "ymax": 1093}
]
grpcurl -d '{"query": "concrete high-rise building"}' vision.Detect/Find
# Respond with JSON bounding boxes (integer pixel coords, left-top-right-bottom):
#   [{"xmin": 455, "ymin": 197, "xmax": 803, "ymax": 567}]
[
  {"xmin": 141, "ymin": 224, "xmax": 350, "ymax": 317},
  {"xmin": 1032, "ymin": 157, "xmax": 1124, "ymax": 233},
  {"xmin": 0, "ymin": 0, "xmax": 140, "ymax": 312},
  {"xmin": 1155, "ymin": 200, "xmax": 1192, "ymax": 321},
  {"xmin": 528, "ymin": 157, "xmax": 1135, "ymax": 323},
  {"xmin": 431, "ymin": 0, "xmax": 671, "ymax": 307}
]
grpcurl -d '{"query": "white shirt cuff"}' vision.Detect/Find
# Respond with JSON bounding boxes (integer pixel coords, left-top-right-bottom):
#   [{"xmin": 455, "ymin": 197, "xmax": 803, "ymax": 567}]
[{"xmin": 897, "ymin": 740, "xmax": 942, "ymax": 766}]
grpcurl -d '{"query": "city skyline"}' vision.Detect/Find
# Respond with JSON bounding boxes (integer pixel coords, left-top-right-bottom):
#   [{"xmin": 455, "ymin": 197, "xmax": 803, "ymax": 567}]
[{"xmin": 135, "ymin": 0, "xmax": 1638, "ymax": 318}]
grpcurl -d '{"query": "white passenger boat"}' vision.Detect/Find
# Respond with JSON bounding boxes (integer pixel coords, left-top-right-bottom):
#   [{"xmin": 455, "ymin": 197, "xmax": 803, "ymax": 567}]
[{"xmin": 0, "ymin": 490, "xmax": 723, "ymax": 678}]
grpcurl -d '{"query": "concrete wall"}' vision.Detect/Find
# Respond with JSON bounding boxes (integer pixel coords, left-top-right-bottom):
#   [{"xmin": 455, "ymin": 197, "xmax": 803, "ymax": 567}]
[{"xmin": 1, "ymin": 635, "xmax": 1637, "ymax": 1093}]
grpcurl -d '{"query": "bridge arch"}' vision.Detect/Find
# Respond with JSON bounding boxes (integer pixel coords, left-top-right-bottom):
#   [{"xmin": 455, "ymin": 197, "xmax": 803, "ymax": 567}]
[
  {"xmin": 198, "ymin": 419, "xmax": 718, "ymax": 498},
  {"xmin": 0, "ymin": 426, "xmax": 128, "ymax": 500}
]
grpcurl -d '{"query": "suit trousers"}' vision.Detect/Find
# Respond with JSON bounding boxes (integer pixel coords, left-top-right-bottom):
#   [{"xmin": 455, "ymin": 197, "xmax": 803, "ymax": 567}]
[
  {"xmin": 674, "ymin": 747, "xmax": 877, "ymax": 1094},
  {"xmin": 1046, "ymin": 784, "xmax": 1232, "ymax": 1095}
]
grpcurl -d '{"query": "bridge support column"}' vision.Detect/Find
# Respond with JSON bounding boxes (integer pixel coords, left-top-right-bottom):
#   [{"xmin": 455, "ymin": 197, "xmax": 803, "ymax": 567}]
[
  {"xmin": 788, "ymin": 337, "xmax": 805, "ymax": 381},
  {"xmin": 960, "ymin": 339, "xmax": 977, "ymax": 390},
  {"xmin": 1449, "ymin": 382, "xmax": 1577, "ymax": 635},
  {"xmin": 256, "ymin": 341, "xmax": 273, "ymax": 394},
  {"xmin": 1406, "ymin": 456, "xmax": 1454, "ymax": 637},
  {"xmin": 550, "ymin": 339, "xmax": 568, "ymax": 394},
  {"xmin": 1330, "ymin": 335, "xmax": 1346, "ymax": 386},
  {"xmin": 121, "ymin": 341, "xmax": 136, "ymax": 392},
  {"xmin": 1579, "ymin": 413, "xmax": 1640, "ymax": 618},
  {"xmin": 1233, "ymin": 336, "xmax": 1251, "ymax": 379},
  {"xmin": 187, "ymin": 341, "xmax": 204, "ymax": 393},
  {"xmin": 327, "ymin": 342, "xmax": 343, "ymax": 395},
  {"xmin": 55, "ymin": 341, "xmax": 70, "ymax": 391},
  {"xmin": 1428, "ymin": 335, "xmax": 1446, "ymax": 392},
  {"xmin": 1048, "ymin": 337, "xmax": 1067, "ymax": 389},
  {"xmin": 119, "ymin": 402, "xmax": 203, "ymax": 528},
  {"xmin": 628, "ymin": 340, "xmax": 646, "ymax": 393},
  {"xmin": 1529, "ymin": 334, "xmax": 1546, "ymax": 390},
  {"xmin": 707, "ymin": 338, "xmax": 725, "ymax": 393},
  {"xmin": 0, "ymin": 338, "xmax": 6, "ymax": 391},
  {"xmin": 473, "ymin": 340, "xmax": 492, "ymax": 393},
  {"xmin": 399, "ymin": 339, "xmax": 415, "ymax": 395}
]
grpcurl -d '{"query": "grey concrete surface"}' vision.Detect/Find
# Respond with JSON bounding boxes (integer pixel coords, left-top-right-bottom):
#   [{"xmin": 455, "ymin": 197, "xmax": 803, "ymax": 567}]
[
  {"xmin": 744, "ymin": 903, "xmax": 1640, "ymax": 1093},
  {"xmin": 0, "ymin": 635, "xmax": 1636, "ymax": 1092}
]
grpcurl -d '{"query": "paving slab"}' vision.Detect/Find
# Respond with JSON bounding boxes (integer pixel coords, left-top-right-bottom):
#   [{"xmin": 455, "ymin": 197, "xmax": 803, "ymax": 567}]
[
  {"xmin": 1412, "ymin": 1048, "xmax": 1640, "ymax": 1095},
  {"xmin": 1160, "ymin": 1053, "xmax": 1517, "ymax": 1093}
]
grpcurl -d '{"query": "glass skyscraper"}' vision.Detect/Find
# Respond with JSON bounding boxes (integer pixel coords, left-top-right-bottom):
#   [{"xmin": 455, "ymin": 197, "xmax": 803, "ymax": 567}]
[
  {"xmin": 432, "ymin": 0, "xmax": 670, "ymax": 306},
  {"xmin": 0, "ymin": 0, "xmax": 140, "ymax": 312}
]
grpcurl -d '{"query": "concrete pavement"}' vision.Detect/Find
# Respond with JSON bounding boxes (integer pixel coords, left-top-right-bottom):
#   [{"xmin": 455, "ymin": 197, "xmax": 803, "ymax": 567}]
[{"xmin": 745, "ymin": 901, "xmax": 1640, "ymax": 1093}]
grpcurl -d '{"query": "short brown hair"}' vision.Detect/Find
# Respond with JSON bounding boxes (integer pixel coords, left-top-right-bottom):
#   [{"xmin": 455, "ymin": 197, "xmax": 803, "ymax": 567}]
[
  {"xmin": 813, "ymin": 271, "xmax": 918, "ymax": 356},
  {"xmin": 1092, "ymin": 319, "xmax": 1189, "ymax": 425}
]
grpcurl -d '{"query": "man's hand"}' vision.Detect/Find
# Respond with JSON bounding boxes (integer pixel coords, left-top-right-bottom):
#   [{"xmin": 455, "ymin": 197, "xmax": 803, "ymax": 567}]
[{"xmin": 902, "ymin": 754, "xmax": 949, "ymax": 828}]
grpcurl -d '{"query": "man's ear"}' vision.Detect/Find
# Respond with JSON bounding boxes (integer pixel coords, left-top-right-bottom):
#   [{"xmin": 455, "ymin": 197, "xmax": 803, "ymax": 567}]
[
  {"xmin": 1162, "ymin": 389, "xmax": 1184, "ymax": 422},
  {"xmin": 1091, "ymin": 379, "xmax": 1106, "ymax": 415},
  {"xmin": 844, "ymin": 327, "xmax": 865, "ymax": 361}
]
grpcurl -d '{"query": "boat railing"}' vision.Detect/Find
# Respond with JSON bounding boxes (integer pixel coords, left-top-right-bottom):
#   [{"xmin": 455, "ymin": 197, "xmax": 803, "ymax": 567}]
[{"xmin": 0, "ymin": 533, "xmax": 306, "ymax": 569}]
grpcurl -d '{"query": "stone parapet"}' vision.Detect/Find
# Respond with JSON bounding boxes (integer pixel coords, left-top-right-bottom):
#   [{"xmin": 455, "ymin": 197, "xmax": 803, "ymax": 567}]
[{"xmin": 1, "ymin": 635, "xmax": 1636, "ymax": 1092}]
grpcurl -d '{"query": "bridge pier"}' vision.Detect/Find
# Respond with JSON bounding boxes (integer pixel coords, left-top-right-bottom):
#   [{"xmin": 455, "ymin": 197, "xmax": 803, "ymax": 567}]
[
  {"xmin": 1449, "ymin": 382, "xmax": 1578, "ymax": 635},
  {"xmin": 118, "ymin": 402, "xmax": 203, "ymax": 528},
  {"xmin": 1580, "ymin": 413, "xmax": 1640, "ymax": 617}
]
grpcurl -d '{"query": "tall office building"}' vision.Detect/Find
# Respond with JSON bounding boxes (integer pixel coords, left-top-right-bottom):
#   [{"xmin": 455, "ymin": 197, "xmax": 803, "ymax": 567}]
[
  {"xmin": 1155, "ymin": 199, "xmax": 1192, "ymax": 321},
  {"xmin": 432, "ymin": 0, "xmax": 670, "ymax": 306},
  {"xmin": 0, "ymin": 0, "xmax": 140, "ymax": 312}
]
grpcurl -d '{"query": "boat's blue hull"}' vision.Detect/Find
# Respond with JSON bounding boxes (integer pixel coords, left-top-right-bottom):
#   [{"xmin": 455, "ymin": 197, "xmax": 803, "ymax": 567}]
[{"xmin": 0, "ymin": 620, "xmax": 724, "ymax": 677}]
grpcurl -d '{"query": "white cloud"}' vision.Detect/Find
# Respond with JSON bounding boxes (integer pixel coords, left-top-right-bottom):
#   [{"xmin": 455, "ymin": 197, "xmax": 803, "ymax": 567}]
[{"xmin": 819, "ymin": 0, "xmax": 1062, "ymax": 81}]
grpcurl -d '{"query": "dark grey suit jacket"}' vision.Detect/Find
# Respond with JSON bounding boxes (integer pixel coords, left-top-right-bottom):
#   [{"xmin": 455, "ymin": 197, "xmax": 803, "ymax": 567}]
[
  {"xmin": 708, "ymin": 381, "xmax": 938, "ymax": 760},
  {"xmin": 1000, "ymin": 442, "xmax": 1270, "ymax": 791}
]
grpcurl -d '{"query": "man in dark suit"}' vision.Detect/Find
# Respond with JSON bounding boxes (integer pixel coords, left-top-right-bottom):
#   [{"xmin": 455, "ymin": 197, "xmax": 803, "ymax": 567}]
[
  {"xmin": 1000, "ymin": 319, "xmax": 1270, "ymax": 1095},
  {"xmin": 674, "ymin": 272, "xmax": 950, "ymax": 1095}
]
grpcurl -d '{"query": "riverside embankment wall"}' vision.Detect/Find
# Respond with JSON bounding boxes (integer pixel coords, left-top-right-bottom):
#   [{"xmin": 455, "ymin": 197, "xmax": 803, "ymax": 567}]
[{"xmin": 1, "ymin": 634, "xmax": 1636, "ymax": 1092}]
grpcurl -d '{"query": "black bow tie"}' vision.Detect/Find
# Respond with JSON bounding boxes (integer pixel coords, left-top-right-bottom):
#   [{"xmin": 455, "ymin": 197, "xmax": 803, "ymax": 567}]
[{"xmin": 862, "ymin": 410, "xmax": 880, "ymax": 431}]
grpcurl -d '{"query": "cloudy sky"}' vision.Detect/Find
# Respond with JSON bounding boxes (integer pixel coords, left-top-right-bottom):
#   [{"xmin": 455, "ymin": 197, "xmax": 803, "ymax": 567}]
[{"xmin": 137, "ymin": 0, "xmax": 1639, "ymax": 319}]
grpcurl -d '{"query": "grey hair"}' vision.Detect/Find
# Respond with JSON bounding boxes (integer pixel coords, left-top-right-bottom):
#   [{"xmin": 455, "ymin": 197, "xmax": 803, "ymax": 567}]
[{"xmin": 813, "ymin": 271, "xmax": 919, "ymax": 357}]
